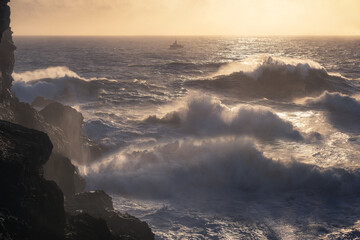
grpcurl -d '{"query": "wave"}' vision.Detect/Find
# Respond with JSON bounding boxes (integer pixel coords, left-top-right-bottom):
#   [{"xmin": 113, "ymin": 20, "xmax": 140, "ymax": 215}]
[
  {"xmin": 11, "ymin": 66, "xmax": 114, "ymax": 103},
  {"xmin": 302, "ymin": 91, "xmax": 360, "ymax": 114},
  {"xmin": 145, "ymin": 95, "xmax": 303, "ymax": 141},
  {"xmin": 128, "ymin": 61, "xmax": 222, "ymax": 70},
  {"xmin": 85, "ymin": 138, "xmax": 360, "ymax": 198},
  {"xmin": 301, "ymin": 91, "xmax": 360, "ymax": 133},
  {"xmin": 186, "ymin": 55, "xmax": 357, "ymax": 100},
  {"xmin": 11, "ymin": 66, "xmax": 170, "ymax": 105},
  {"xmin": 12, "ymin": 66, "xmax": 83, "ymax": 83}
]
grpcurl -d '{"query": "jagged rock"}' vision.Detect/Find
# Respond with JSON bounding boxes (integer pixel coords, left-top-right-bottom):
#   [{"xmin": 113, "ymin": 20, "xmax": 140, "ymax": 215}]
[
  {"xmin": 0, "ymin": 120, "xmax": 65, "ymax": 240},
  {"xmin": 32, "ymin": 96, "xmax": 57, "ymax": 109},
  {"xmin": 40, "ymin": 102, "xmax": 87, "ymax": 162},
  {"xmin": 66, "ymin": 191, "xmax": 155, "ymax": 240},
  {"xmin": 65, "ymin": 214, "xmax": 114, "ymax": 240},
  {"xmin": 0, "ymin": 2, "xmax": 155, "ymax": 239},
  {"xmin": 0, "ymin": 0, "xmax": 10, "ymax": 42},
  {"xmin": 44, "ymin": 152, "xmax": 86, "ymax": 197},
  {"xmin": 66, "ymin": 191, "xmax": 114, "ymax": 214},
  {"xmin": 39, "ymin": 101, "xmax": 108, "ymax": 164}
]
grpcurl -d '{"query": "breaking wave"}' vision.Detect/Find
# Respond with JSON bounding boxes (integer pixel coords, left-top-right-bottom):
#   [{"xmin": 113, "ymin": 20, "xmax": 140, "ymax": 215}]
[
  {"xmin": 145, "ymin": 95, "xmax": 303, "ymax": 141},
  {"xmin": 11, "ymin": 66, "xmax": 112, "ymax": 103},
  {"xmin": 186, "ymin": 55, "xmax": 357, "ymax": 100},
  {"xmin": 301, "ymin": 91, "xmax": 360, "ymax": 133},
  {"xmin": 12, "ymin": 66, "xmax": 83, "ymax": 83},
  {"xmin": 11, "ymin": 66, "xmax": 167, "ymax": 105},
  {"xmin": 86, "ymin": 138, "xmax": 360, "ymax": 198},
  {"xmin": 302, "ymin": 91, "xmax": 360, "ymax": 114}
]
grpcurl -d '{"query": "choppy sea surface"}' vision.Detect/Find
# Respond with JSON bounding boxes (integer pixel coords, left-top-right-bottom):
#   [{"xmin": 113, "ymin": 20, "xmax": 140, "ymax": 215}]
[{"xmin": 12, "ymin": 36, "xmax": 360, "ymax": 239}]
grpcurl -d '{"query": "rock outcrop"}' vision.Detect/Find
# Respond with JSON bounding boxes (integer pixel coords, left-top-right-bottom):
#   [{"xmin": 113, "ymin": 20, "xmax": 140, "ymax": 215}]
[
  {"xmin": 0, "ymin": 2, "xmax": 155, "ymax": 239},
  {"xmin": 0, "ymin": 121, "xmax": 155, "ymax": 240},
  {"xmin": 44, "ymin": 152, "xmax": 86, "ymax": 197},
  {"xmin": 66, "ymin": 191, "xmax": 155, "ymax": 240},
  {"xmin": 0, "ymin": 120, "xmax": 65, "ymax": 240},
  {"xmin": 0, "ymin": 0, "xmax": 10, "ymax": 42}
]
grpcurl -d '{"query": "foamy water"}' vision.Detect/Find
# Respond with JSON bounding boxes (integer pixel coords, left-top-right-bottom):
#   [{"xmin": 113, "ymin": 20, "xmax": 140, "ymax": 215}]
[{"xmin": 12, "ymin": 36, "xmax": 360, "ymax": 239}]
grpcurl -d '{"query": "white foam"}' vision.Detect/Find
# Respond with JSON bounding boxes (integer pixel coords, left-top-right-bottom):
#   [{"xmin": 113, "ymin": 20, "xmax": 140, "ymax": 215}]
[
  {"xmin": 12, "ymin": 66, "xmax": 82, "ymax": 83},
  {"xmin": 85, "ymin": 137, "xmax": 360, "ymax": 198},
  {"xmin": 146, "ymin": 94, "xmax": 303, "ymax": 141},
  {"xmin": 301, "ymin": 91, "xmax": 360, "ymax": 114},
  {"xmin": 212, "ymin": 55, "xmax": 325, "ymax": 80}
]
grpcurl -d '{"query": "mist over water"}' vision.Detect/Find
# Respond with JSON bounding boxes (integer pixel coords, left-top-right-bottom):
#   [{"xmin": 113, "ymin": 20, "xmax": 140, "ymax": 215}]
[{"xmin": 13, "ymin": 36, "xmax": 360, "ymax": 239}]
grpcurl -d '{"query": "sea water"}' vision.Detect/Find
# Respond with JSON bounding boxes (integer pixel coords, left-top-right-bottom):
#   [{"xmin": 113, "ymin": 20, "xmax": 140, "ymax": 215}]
[{"xmin": 12, "ymin": 36, "xmax": 360, "ymax": 239}]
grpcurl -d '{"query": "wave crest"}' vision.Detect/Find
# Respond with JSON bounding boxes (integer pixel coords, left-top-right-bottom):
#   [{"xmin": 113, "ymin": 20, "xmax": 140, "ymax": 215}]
[
  {"xmin": 11, "ymin": 66, "xmax": 113, "ymax": 103},
  {"xmin": 186, "ymin": 55, "xmax": 356, "ymax": 100},
  {"xmin": 86, "ymin": 138, "xmax": 360, "ymax": 198},
  {"xmin": 13, "ymin": 66, "xmax": 82, "ymax": 83},
  {"xmin": 212, "ymin": 55, "xmax": 326, "ymax": 80},
  {"xmin": 145, "ymin": 95, "xmax": 303, "ymax": 141}
]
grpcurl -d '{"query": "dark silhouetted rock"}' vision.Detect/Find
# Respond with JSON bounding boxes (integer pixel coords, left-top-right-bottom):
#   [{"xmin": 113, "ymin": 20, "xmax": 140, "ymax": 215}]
[
  {"xmin": 66, "ymin": 190, "xmax": 114, "ymax": 214},
  {"xmin": 40, "ymin": 102, "xmax": 86, "ymax": 161},
  {"xmin": 0, "ymin": 120, "xmax": 65, "ymax": 240},
  {"xmin": 0, "ymin": 3, "xmax": 155, "ymax": 239},
  {"xmin": 66, "ymin": 191, "xmax": 155, "ymax": 240},
  {"xmin": 44, "ymin": 152, "xmax": 86, "ymax": 197},
  {"xmin": 39, "ymin": 101, "xmax": 108, "ymax": 164},
  {"xmin": 0, "ymin": 0, "xmax": 10, "ymax": 42},
  {"xmin": 0, "ymin": 28, "xmax": 15, "ymax": 95},
  {"xmin": 65, "ymin": 213, "xmax": 114, "ymax": 240},
  {"xmin": 32, "ymin": 96, "xmax": 57, "ymax": 109}
]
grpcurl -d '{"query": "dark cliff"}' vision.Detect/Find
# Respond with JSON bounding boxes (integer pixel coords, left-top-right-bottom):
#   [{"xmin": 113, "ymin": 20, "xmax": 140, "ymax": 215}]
[
  {"xmin": 0, "ymin": 2, "xmax": 155, "ymax": 239},
  {"xmin": 0, "ymin": 120, "xmax": 65, "ymax": 240}
]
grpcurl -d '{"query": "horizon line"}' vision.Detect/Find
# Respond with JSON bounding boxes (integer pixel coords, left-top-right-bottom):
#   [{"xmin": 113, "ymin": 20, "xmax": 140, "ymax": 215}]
[{"xmin": 12, "ymin": 34, "xmax": 360, "ymax": 38}]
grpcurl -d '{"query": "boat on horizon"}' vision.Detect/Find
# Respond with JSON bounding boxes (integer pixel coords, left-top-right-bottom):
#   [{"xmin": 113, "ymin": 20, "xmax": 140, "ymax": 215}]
[{"xmin": 169, "ymin": 40, "xmax": 184, "ymax": 50}]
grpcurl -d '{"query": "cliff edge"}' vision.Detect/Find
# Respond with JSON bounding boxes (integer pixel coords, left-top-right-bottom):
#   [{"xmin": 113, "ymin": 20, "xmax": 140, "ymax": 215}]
[{"xmin": 0, "ymin": 2, "xmax": 155, "ymax": 239}]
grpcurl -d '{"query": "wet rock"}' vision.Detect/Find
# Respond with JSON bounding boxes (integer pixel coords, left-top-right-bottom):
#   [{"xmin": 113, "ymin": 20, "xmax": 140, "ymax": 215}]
[
  {"xmin": 32, "ymin": 96, "xmax": 57, "ymax": 109},
  {"xmin": 44, "ymin": 152, "xmax": 86, "ymax": 197},
  {"xmin": 0, "ymin": 120, "xmax": 65, "ymax": 240},
  {"xmin": 65, "ymin": 213, "xmax": 113, "ymax": 240},
  {"xmin": 66, "ymin": 191, "xmax": 155, "ymax": 240}
]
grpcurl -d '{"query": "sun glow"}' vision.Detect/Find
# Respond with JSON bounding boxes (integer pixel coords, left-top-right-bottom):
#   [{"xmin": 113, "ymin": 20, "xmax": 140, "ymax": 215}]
[{"xmin": 10, "ymin": 0, "xmax": 360, "ymax": 36}]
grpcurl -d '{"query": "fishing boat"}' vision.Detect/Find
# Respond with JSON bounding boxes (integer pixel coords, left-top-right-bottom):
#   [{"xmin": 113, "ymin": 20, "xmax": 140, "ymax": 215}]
[{"xmin": 169, "ymin": 40, "xmax": 184, "ymax": 50}]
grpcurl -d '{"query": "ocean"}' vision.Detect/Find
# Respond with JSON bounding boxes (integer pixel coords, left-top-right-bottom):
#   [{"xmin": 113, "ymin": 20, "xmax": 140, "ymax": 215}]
[{"xmin": 12, "ymin": 36, "xmax": 360, "ymax": 239}]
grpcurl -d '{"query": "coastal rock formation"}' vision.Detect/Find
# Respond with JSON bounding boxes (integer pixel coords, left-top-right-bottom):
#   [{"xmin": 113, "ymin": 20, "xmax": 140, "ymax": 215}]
[
  {"xmin": 39, "ymin": 102, "xmax": 88, "ymax": 163},
  {"xmin": 0, "ymin": 0, "xmax": 10, "ymax": 41},
  {"xmin": 0, "ymin": 2, "xmax": 155, "ymax": 239},
  {"xmin": 44, "ymin": 152, "xmax": 86, "ymax": 197},
  {"xmin": 66, "ymin": 191, "xmax": 155, "ymax": 240},
  {"xmin": 0, "ymin": 120, "xmax": 65, "ymax": 240},
  {"xmin": 0, "ymin": 121, "xmax": 155, "ymax": 240}
]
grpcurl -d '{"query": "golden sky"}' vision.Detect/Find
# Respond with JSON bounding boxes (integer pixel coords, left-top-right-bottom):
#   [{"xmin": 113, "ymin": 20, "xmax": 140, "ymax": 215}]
[{"xmin": 10, "ymin": 0, "xmax": 360, "ymax": 36}]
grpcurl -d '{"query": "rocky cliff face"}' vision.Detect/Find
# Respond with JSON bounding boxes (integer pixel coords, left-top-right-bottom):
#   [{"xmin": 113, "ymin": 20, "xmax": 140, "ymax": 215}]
[
  {"xmin": 0, "ymin": 2, "xmax": 155, "ymax": 239},
  {"xmin": 0, "ymin": 120, "xmax": 65, "ymax": 240},
  {"xmin": 0, "ymin": 1, "xmax": 88, "ymax": 197},
  {"xmin": 66, "ymin": 191, "xmax": 155, "ymax": 240},
  {"xmin": 0, "ymin": 120, "xmax": 155, "ymax": 240}
]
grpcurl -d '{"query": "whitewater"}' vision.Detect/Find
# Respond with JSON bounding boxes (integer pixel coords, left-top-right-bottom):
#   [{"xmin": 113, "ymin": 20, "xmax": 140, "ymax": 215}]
[{"xmin": 12, "ymin": 36, "xmax": 360, "ymax": 239}]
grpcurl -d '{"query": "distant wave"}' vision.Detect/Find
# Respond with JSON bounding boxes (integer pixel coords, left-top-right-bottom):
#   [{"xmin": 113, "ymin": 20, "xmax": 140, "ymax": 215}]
[
  {"xmin": 145, "ymin": 94, "xmax": 303, "ymax": 141},
  {"xmin": 11, "ymin": 66, "xmax": 113, "ymax": 103},
  {"xmin": 302, "ymin": 91, "xmax": 360, "ymax": 114},
  {"xmin": 12, "ymin": 66, "xmax": 84, "ymax": 83},
  {"xmin": 11, "ymin": 66, "xmax": 166, "ymax": 104},
  {"xmin": 86, "ymin": 138, "xmax": 360, "ymax": 198},
  {"xmin": 128, "ymin": 61, "xmax": 222, "ymax": 70},
  {"xmin": 300, "ymin": 91, "xmax": 360, "ymax": 133},
  {"xmin": 186, "ymin": 55, "xmax": 357, "ymax": 100}
]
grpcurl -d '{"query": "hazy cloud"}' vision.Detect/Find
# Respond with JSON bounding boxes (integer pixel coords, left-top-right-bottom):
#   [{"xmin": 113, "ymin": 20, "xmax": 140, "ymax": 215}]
[{"xmin": 9, "ymin": 0, "xmax": 360, "ymax": 35}]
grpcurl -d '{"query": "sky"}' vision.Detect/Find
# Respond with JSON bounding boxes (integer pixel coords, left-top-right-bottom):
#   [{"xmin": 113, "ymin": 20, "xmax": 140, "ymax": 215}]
[{"xmin": 9, "ymin": 0, "xmax": 360, "ymax": 36}]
